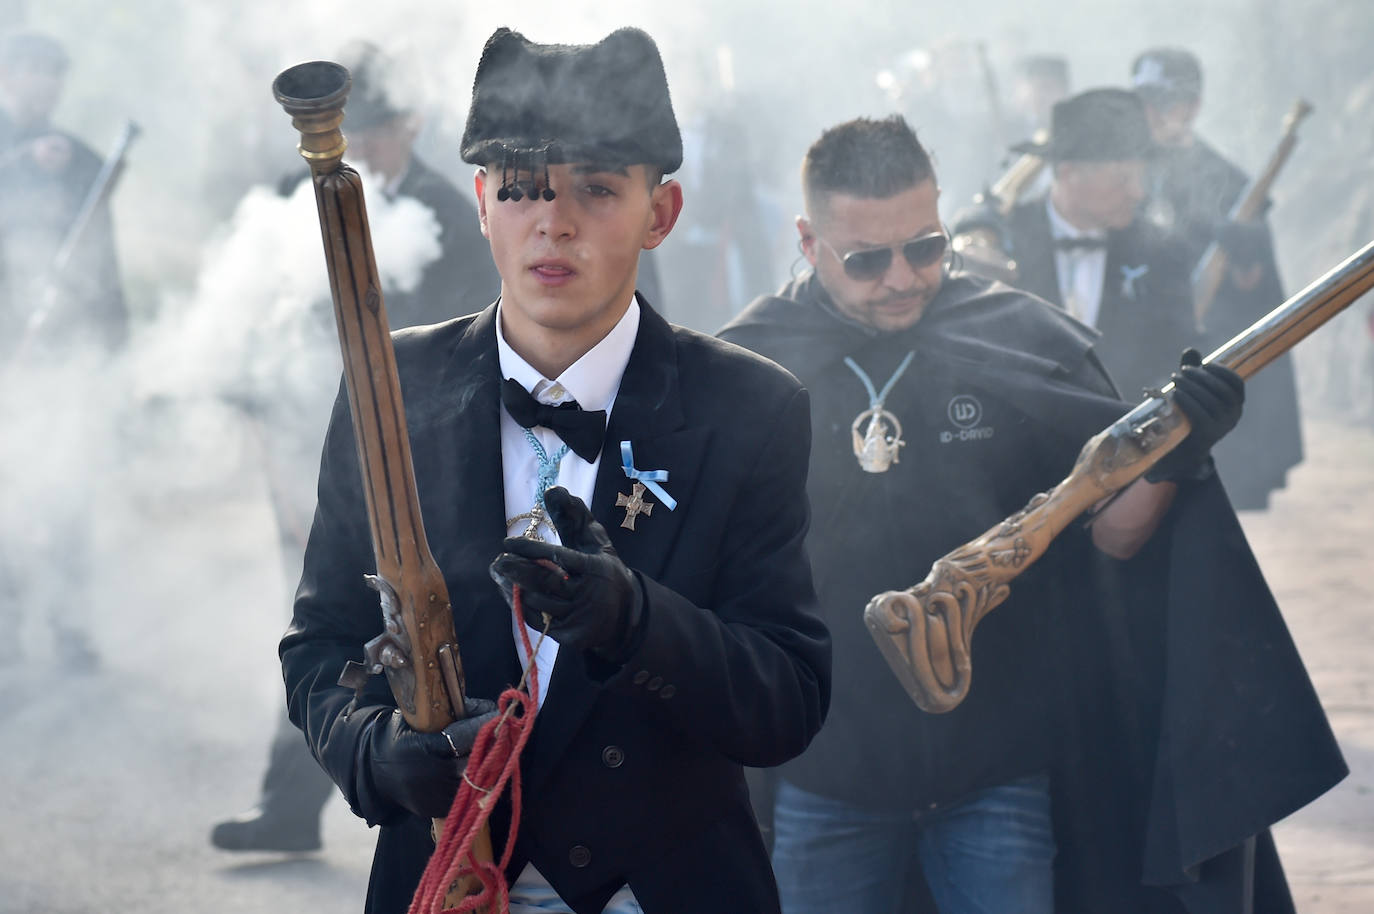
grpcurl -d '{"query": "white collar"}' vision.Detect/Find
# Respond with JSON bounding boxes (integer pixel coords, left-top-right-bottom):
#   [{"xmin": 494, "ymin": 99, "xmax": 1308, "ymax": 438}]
[
  {"xmin": 495, "ymin": 296, "xmax": 641, "ymax": 411},
  {"xmin": 1046, "ymin": 197, "xmax": 1108, "ymax": 242}
]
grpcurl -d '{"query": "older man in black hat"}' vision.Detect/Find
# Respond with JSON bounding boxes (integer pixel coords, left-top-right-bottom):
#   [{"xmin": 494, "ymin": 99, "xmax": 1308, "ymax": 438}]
[
  {"xmin": 958, "ymin": 87, "xmax": 1198, "ymax": 399},
  {"xmin": 1132, "ymin": 47, "xmax": 1303, "ymax": 510},
  {"xmin": 280, "ymin": 26, "xmax": 829, "ymax": 914}
]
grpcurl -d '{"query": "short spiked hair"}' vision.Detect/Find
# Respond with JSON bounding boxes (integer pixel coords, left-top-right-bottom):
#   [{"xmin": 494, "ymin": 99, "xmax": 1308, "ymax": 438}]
[{"xmin": 802, "ymin": 115, "xmax": 935, "ymax": 219}]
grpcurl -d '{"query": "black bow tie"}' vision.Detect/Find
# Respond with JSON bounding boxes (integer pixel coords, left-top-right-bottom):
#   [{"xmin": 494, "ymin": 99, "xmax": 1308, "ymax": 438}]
[
  {"xmin": 500, "ymin": 378, "xmax": 607, "ymax": 463},
  {"xmin": 1054, "ymin": 235, "xmax": 1109, "ymax": 252}
]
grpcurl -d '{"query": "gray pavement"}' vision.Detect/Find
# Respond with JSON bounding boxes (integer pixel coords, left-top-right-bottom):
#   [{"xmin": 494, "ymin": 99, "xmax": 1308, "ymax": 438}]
[{"xmin": 0, "ymin": 414, "xmax": 1370, "ymax": 913}]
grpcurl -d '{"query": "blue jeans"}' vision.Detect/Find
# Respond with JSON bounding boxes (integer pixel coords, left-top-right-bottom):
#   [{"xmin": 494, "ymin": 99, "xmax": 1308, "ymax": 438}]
[{"xmin": 770, "ymin": 775, "xmax": 1055, "ymax": 914}]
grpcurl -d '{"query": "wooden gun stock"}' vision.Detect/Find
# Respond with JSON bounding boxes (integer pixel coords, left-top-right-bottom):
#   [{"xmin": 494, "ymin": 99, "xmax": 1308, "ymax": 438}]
[
  {"xmin": 1193, "ymin": 99, "xmax": 1314, "ymax": 326},
  {"xmin": 273, "ymin": 61, "xmax": 491, "ymax": 909},
  {"xmin": 866, "ymin": 238, "xmax": 1374, "ymax": 714}
]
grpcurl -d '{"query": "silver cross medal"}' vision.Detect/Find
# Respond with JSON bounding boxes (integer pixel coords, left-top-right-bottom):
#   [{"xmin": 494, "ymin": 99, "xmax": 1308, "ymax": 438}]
[{"xmin": 615, "ymin": 482, "xmax": 654, "ymax": 530}]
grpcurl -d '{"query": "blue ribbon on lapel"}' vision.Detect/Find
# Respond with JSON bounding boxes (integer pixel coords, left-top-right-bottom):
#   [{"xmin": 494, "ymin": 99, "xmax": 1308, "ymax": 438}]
[{"xmin": 620, "ymin": 441, "xmax": 677, "ymax": 511}]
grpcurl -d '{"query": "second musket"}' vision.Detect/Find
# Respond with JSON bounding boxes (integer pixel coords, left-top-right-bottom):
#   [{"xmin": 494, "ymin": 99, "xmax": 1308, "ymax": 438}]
[{"xmin": 865, "ymin": 238, "xmax": 1374, "ymax": 714}]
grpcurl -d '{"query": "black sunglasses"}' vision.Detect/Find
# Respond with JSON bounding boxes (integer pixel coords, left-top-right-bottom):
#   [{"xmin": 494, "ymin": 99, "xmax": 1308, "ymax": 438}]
[{"xmin": 818, "ymin": 230, "xmax": 949, "ymax": 281}]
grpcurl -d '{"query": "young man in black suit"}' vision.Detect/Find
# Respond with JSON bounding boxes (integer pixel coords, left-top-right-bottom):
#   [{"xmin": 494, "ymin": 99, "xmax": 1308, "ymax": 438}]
[{"xmin": 279, "ymin": 27, "xmax": 830, "ymax": 914}]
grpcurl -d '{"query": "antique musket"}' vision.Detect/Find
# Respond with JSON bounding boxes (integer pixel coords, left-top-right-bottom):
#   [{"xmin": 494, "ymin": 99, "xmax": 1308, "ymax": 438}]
[
  {"xmin": 865, "ymin": 238, "xmax": 1374, "ymax": 714},
  {"xmin": 951, "ymin": 131, "xmax": 1049, "ymax": 283},
  {"xmin": 273, "ymin": 61, "xmax": 491, "ymax": 907},
  {"xmin": 1193, "ymin": 99, "xmax": 1314, "ymax": 327},
  {"xmin": 15, "ymin": 119, "xmax": 140, "ymax": 357}
]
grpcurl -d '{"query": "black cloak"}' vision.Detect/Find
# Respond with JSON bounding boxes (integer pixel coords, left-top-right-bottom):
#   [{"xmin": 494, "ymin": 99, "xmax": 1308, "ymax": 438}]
[{"xmin": 720, "ymin": 270, "xmax": 1345, "ymax": 913}]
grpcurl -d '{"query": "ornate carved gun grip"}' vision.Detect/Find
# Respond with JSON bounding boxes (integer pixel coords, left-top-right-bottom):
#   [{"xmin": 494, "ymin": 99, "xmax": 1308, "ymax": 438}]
[
  {"xmin": 867, "ymin": 237, "xmax": 1374, "ymax": 714},
  {"xmin": 865, "ymin": 397, "xmax": 1191, "ymax": 712}
]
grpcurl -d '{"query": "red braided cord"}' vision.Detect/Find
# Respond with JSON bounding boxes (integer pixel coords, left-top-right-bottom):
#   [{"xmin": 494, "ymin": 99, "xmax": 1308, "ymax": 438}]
[{"xmin": 408, "ymin": 586, "xmax": 541, "ymax": 914}]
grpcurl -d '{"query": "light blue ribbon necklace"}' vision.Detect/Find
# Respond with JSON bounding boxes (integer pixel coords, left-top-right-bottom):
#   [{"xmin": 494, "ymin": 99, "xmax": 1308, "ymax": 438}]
[
  {"xmin": 507, "ymin": 427, "xmax": 570, "ymax": 540},
  {"xmin": 843, "ymin": 351, "xmax": 915, "ymax": 473}
]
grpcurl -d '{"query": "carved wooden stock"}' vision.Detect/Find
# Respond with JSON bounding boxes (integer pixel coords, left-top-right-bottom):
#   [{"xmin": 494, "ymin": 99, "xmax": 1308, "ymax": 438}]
[
  {"xmin": 867, "ymin": 238, "xmax": 1374, "ymax": 713},
  {"xmin": 273, "ymin": 61, "xmax": 491, "ymax": 908}
]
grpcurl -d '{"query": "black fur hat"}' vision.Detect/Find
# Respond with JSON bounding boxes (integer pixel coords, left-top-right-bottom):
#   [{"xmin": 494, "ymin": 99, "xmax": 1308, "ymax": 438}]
[{"xmin": 460, "ymin": 27, "xmax": 682, "ymax": 174}]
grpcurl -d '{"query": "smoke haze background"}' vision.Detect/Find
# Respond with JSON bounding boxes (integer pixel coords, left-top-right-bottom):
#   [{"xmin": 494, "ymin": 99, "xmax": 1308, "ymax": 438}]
[{"xmin": 1, "ymin": 0, "xmax": 1371, "ymax": 910}]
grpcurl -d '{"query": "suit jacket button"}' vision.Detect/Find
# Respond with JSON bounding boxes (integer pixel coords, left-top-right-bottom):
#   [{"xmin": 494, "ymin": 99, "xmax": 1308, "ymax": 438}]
[
  {"xmin": 659, "ymin": 684, "xmax": 676, "ymax": 699},
  {"xmin": 633, "ymin": 670, "xmax": 650, "ymax": 685},
  {"xmin": 602, "ymin": 745, "xmax": 625, "ymax": 768},
  {"xmin": 569, "ymin": 845, "xmax": 592, "ymax": 868},
  {"xmin": 647, "ymin": 676, "xmax": 663, "ymax": 691}
]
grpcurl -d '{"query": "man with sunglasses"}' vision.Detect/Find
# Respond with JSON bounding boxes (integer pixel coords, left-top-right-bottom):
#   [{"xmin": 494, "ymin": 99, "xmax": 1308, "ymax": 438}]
[{"xmin": 721, "ymin": 114, "xmax": 1344, "ymax": 913}]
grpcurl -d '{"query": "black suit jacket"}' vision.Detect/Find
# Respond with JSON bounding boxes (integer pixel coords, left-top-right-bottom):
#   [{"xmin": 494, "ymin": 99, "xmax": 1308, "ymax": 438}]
[
  {"xmin": 1005, "ymin": 199, "xmax": 1199, "ymax": 398},
  {"xmin": 282, "ymin": 298, "xmax": 830, "ymax": 914}
]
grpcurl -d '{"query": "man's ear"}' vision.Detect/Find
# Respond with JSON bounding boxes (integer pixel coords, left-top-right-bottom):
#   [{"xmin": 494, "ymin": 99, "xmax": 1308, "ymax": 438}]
[
  {"xmin": 474, "ymin": 167, "xmax": 490, "ymax": 239},
  {"xmin": 642, "ymin": 179, "xmax": 684, "ymax": 250},
  {"xmin": 796, "ymin": 215, "xmax": 820, "ymax": 267}
]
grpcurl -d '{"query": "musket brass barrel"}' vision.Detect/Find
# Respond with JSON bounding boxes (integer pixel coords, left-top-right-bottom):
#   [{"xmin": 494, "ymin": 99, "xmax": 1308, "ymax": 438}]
[{"xmin": 272, "ymin": 61, "xmax": 350, "ymax": 174}]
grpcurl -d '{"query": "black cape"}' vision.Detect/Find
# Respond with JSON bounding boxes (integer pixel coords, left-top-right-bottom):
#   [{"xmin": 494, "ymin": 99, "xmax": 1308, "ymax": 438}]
[{"xmin": 720, "ymin": 271, "xmax": 1346, "ymax": 913}]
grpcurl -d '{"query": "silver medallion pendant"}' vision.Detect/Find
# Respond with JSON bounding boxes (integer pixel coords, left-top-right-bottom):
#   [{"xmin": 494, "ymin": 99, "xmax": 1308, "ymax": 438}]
[
  {"xmin": 506, "ymin": 503, "xmax": 552, "ymax": 541},
  {"xmin": 852, "ymin": 406, "xmax": 906, "ymax": 473}
]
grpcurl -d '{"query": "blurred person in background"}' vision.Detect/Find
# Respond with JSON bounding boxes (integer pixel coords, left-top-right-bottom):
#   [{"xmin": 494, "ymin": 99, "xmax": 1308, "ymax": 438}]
[
  {"xmin": 209, "ymin": 39, "xmax": 500, "ymax": 854},
  {"xmin": 956, "ymin": 88, "xmax": 1197, "ymax": 399},
  {"xmin": 1133, "ymin": 46, "xmax": 1303, "ymax": 510},
  {"xmin": 0, "ymin": 27, "xmax": 127, "ymax": 356},
  {"xmin": 654, "ymin": 44, "xmax": 777, "ymax": 333},
  {"xmin": 0, "ymin": 28, "xmax": 130, "ymax": 669},
  {"xmin": 1007, "ymin": 54, "xmax": 1070, "ymax": 139},
  {"xmin": 724, "ymin": 111, "xmax": 1345, "ymax": 914}
]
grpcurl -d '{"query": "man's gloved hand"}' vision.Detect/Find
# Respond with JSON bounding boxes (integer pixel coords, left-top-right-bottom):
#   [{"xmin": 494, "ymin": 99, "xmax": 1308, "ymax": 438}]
[
  {"xmin": 1215, "ymin": 219, "xmax": 1271, "ymax": 270},
  {"xmin": 362, "ymin": 697, "xmax": 499, "ymax": 819},
  {"xmin": 1146, "ymin": 348, "xmax": 1245, "ymax": 483},
  {"xmin": 489, "ymin": 486, "xmax": 644, "ymax": 664}
]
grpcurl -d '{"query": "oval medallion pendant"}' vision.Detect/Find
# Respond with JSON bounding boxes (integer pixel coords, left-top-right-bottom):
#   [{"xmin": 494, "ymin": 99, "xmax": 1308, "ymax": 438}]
[{"xmin": 852, "ymin": 406, "xmax": 905, "ymax": 473}]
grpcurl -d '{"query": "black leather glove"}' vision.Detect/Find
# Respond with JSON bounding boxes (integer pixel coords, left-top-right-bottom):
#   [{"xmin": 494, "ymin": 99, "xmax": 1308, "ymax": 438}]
[
  {"xmin": 1146, "ymin": 348, "xmax": 1245, "ymax": 483},
  {"xmin": 1214, "ymin": 219, "xmax": 1271, "ymax": 270},
  {"xmin": 488, "ymin": 486, "xmax": 644, "ymax": 664},
  {"xmin": 361, "ymin": 697, "xmax": 499, "ymax": 819}
]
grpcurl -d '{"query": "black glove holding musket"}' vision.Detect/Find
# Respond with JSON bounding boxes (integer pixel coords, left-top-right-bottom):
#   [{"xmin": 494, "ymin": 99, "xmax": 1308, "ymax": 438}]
[
  {"xmin": 489, "ymin": 486, "xmax": 645, "ymax": 665},
  {"xmin": 1146, "ymin": 348, "xmax": 1245, "ymax": 483},
  {"xmin": 355, "ymin": 697, "xmax": 499, "ymax": 820},
  {"xmin": 1214, "ymin": 219, "xmax": 1272, "ymax": 271}
]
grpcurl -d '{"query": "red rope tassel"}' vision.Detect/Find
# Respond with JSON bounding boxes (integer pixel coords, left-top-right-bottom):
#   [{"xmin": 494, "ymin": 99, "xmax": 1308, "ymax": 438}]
[{"xmin": 409, "ymin": 586, "xmax": 541, "ymax": 914}]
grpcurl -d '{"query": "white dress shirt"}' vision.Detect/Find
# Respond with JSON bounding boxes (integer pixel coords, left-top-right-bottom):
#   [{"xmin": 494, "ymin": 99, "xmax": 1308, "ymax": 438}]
[
  {"xmin": 496, "ymin": 295, "xmax": 640, "ymax": 709},
  {"xmin": 496, "ymin": 296, "xmax": 643, "ymax": 912},
  {"xmin": 1047, "ymin": 198, "xmax": 1109, "ymax": 328}
]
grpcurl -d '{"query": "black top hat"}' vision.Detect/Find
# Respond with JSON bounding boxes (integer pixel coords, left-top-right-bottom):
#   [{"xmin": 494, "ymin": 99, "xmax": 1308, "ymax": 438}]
[
  {"xmin": 338, "ymin": 40, "xmax": 410, "ymax": 131},
  {"xmin": 460, "ymin": 27, "xmax": 682, "ymax": 173},
  {"xmin": 1012, "ymin": 87, "xmax": 1155, "ymax": 162},
  {"xmin": 1131, "ymin": 47, "xmax": 1203, "ymax": 104}
]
